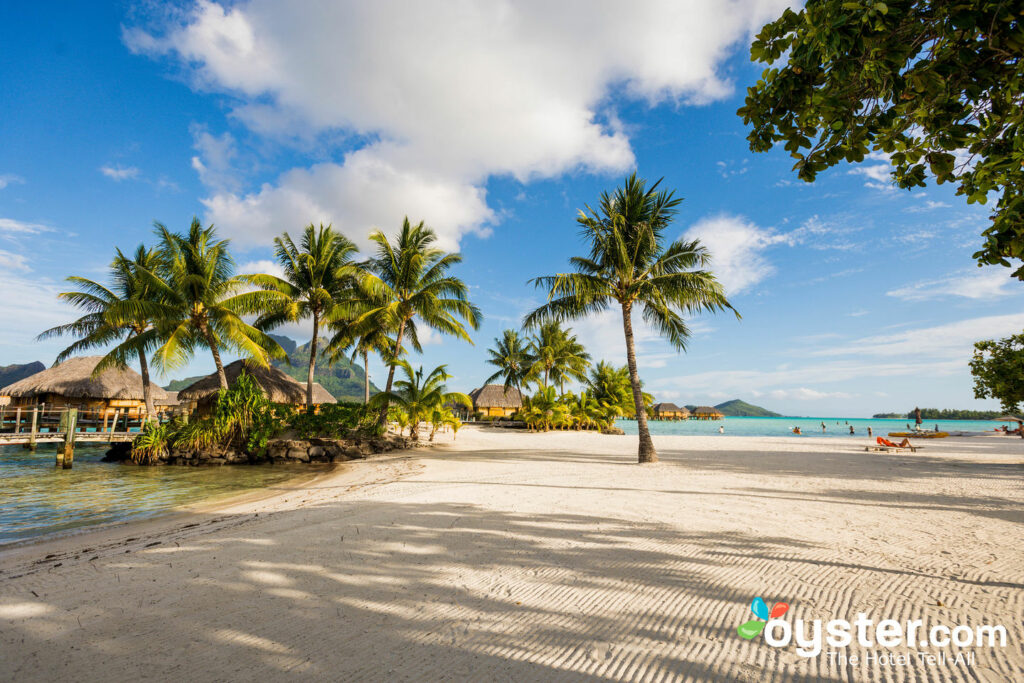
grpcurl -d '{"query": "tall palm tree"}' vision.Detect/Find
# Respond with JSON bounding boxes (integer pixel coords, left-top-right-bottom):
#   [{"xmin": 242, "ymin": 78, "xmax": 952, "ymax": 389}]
[
  {"xmin": 526, "ymin": 321, "xmax": 590, "ymax": 393},
  {"xmin": 483, "ymin": 329, "xmax": 532, "ymax": 396},
  {"xmin": 370, "ymin": 360, "xmax": 471, "ymax": 440},
  {"xmin": 357, "ymin": 218, "xmax": 481, "ymax": 425},
  {"xmin": 326, "ymin": 315, "xmax": 398, "ymax": 404},
  {"xmin": 141, "ymin": 218, "xmax": 285, "ymax": 389},
  {"xmin": 38, "ymin": 245, "xmax": 164, "ymax": 418},
  {"xmin": 525, "ymin": 174, "xmax": 737, "ymax": 463},
  {"xmin": 247, "ymin": 223, "xmax": 359, "ymax": 406}
]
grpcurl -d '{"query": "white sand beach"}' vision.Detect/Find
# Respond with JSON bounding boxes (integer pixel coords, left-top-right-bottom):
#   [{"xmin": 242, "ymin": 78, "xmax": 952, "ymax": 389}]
[{"xmin": 1, "ymin": 428, "xmax": 1021, "ymax": 681}]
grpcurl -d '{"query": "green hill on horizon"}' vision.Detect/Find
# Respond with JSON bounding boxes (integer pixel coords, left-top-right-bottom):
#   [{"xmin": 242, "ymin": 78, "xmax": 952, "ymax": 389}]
[
  {"xmin": 714, "ymin": 399, "xmax": 781, "ymax": 417},
  {"xmin": 270, "ymin": 335, "xmax": 380, "ymax": 403}
]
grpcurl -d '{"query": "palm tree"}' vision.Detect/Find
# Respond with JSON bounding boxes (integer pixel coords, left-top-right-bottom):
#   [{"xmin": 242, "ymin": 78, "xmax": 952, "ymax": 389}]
[
  {"xmin": 484, "ymin": 329, "xmax": 533, "ymax": 396},
  {"xmin": 525, "ymin": 174, "xmax": 737, "ymax": 463},
  {"xmin": 526, "ymin": 321, "xmax": 590, "ymax": 393},
  {"xmin": 370, "ymin": 360, "xmax": 471, "ymax": 440},
  {"xmin": 247, "ymin": 224, "xmax": 359, "ymax": 406},
  {"xmin": 38, "ymin": 246, "xmax": 164, "ymax": 419},
  {"xmin": 357, "ymin": 218, "xmax": 481, "ymax": 425},
  {"xmin": 141, "ymin": 218, "xmax": 285, "ymax": 389}
]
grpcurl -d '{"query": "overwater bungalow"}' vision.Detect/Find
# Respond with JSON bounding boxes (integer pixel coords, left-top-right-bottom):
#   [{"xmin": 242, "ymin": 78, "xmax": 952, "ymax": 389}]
[
  {"xmin": 177, "ymin": 360, "xmax": 336, "ymax": 409},
  {"xmin": 0, "ymin": 355, "xmax": 169, "ymax": 430},
  {"xmin": 652, "ymin": 402, "xmax": 689, "ymax": 421},
  {"xmin": 468, "ymin": 384, "xmax": 523, "ymax": 418},
  {"xmin": 691, "ymin": 405, "xmax": 725, "ymax": 420},
  {"xmin": 0, "ymin": 355, "xmax": 168, "ymax": 414}
]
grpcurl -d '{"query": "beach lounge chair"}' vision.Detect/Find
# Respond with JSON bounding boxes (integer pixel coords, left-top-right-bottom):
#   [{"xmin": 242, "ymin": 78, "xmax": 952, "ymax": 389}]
[{"xmin": 864, "ymin": 436, "xmax": 921, "ymax": 453}]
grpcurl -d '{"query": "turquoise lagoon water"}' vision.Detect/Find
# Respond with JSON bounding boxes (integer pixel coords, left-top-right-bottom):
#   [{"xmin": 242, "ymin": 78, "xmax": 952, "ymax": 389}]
[
  {"xmin": 617, "ymin": 416, "xmax": 1006, "ymax": 437},
  {"xmin": 0, "ymin": 443, "xmax": 328, "ymax": 546}
]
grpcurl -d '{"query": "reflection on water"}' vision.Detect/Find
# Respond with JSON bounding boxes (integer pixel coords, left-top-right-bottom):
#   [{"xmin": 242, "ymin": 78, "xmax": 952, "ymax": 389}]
[{"xmin": 0, "ymin": 444, "xmax": 329, "ymax": 545}]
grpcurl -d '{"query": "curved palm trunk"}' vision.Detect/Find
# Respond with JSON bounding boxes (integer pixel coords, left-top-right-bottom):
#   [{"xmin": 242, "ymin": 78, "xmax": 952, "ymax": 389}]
[
  {"xmin": 363, "ymin": 350, "xmax": 370, "ymax": 404},
  {"xmin": 200, "ymin": 321, "xmax": 229, "ymax": 390},
  {"xmin": 137, "ymin": 347, "xmax": 156, "ymax": 422},
  {"xmin": 621, "ymin": 302, "xmax": 657, "ymax": 463},
  {"xmin": 306, "ymin": 309, "xmax": 319, "ymax": 407},
  {"xmin": 376, "ymin": 318, "xmax": 407, "ymax": 427}
]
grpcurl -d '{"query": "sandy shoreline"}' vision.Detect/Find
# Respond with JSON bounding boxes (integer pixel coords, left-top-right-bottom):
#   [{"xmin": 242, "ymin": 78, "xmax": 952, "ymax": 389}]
[{"xmin": 2, "ymin": 427, "xmax": 1021, "ymax": 681}]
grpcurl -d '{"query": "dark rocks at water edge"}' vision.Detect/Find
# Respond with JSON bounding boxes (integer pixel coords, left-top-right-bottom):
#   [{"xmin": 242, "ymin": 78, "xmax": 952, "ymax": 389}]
[{"xmin": 105, "ymin": 435, "xmax": 413, "ymax": 466}]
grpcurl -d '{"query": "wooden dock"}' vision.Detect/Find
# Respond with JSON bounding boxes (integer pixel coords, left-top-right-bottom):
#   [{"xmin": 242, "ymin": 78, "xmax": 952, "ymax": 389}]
[{"xmin": 0, "ymin": 403, "xmax": 149, "ymax": 467}]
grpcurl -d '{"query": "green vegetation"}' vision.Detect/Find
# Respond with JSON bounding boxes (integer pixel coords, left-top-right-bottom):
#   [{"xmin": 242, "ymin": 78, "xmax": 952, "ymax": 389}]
[
  {"xmin": 248, "ymin": 224, "xmax": 360, "ymax": 405},
  {"xmin": 288, "ymin": 403, "xmax": 376, "ymax": 439},
  {"xmin": 526, "ymin": 173, "xmax": 736, "ymax": 463},
  {"xmin": 354, "ymin": 218, "xmax": 481, "ymax": 427},
  {"xmin": 141, "ymin": 219, "xmax": 287, "ymax": 388},
  {"xmin": 39, "ymin": 245, "xmax": 166, "ymax": 418},
  {"xmin": 872, "ymin": 409, "xmax": 1003, "ymax": 420},
  {"xmin": 970, "ymin": 334, "xmax": 1024, "ymax": 413},
  {"xmin": 370, "ymin": 361, "xmax": 470, "ymax": 441},
  {"xmin": 483, "ymin": 329, "xmax": 532, "ymax": 395},
  {"xmin": 740, "ymin": 1, "xmax": 1024, "ymax": 277},
  {"xmin": 714, "ymin": 399, "xmax": 781, "ymax": 417},
  {"xmin": 163, "ymin": 375, "xmax": 206, "ymax": 391},
  {"xmin": 271, "ymin": 336, "xmax": 379, "ymax": 403}
]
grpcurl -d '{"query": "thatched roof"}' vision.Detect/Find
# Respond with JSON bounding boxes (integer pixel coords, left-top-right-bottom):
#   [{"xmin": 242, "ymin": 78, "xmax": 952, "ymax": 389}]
[
  {"xmin": 692, "ymin": 405, "xmax": 723, "ymax": 416},
  {"xmin": 652, "ymin": 402, "xmax": 688, "ymax": 415},
  {"xmin": 0, "ymin": 396, "xmax": 9, "ymax": 406},
  {"xmin": 469, "ymin": 384, "xmax": 523, "ymax": 409},
  {"xmin": 155, "ymin": 391, "xmax": 180, "ymax": 407},
  {"xmin": 176, "ymin": 360, "xmax": 337, "ymax": 405},
  {"xmin": 0, "ymin": 356, "xmax": 169, "ymax": 401}
]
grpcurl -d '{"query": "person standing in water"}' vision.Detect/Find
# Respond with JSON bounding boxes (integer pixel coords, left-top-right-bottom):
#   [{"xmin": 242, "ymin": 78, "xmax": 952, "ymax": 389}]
[
  {"xmin": 821, "ymin": 422, "xmax": 826, "ymax": 433},
  {"xmin": 718, "ymin": 425, "xmax": 724, "ymax": 434},
  {"xmin": 849, "ymin": 426, "xmax": 855, "ymax": 435}
]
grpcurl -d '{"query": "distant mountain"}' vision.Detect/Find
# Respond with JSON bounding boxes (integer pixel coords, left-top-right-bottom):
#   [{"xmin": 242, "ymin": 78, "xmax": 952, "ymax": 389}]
[
  {"xmin": 0, "ymin": 361, "xmax": 45, "ymax": 388},
  {"xmin": 164, "ymin": 375, "xmax": 207, "ymax": 391},
  {"xmin": 714, "ymin": 399, "xmax": 781, "ymax": 417},
  {"xmin": 271, "ymin": 335, "xmax": 380, "ymax": 403}
]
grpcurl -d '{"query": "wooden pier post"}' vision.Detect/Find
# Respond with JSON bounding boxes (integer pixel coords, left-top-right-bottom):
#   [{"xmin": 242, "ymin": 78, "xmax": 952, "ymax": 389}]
[
  {"xmin": 111, "ymin": 408, "xmax": 121, "ymax": 436},
  {"xmin": 14, "ymin": 407, "xmax": 22, "ymax": 434},
  {"xmin": 57, "ymin": 409, "xmax": 78, "ymax": 469},
  {"xmin": 26, "ymin": 406, "xmax": 38, "ymax": 452}
]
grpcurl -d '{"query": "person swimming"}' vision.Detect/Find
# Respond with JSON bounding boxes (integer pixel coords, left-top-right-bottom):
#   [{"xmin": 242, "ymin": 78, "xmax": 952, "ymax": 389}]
[{"xmin": 792, "ymin": 427, "xmax": 802, "ymax": 435}]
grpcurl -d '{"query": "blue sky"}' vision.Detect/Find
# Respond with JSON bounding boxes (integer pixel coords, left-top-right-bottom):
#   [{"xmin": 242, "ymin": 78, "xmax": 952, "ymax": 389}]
[{"xmin": 1, "ymin": 1, "xmax": 1020, "ymax": 417}]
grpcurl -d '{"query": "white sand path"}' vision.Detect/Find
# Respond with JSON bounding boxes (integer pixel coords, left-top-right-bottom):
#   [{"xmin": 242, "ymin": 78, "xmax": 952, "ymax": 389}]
[{"xmin": 1, "ymin": 428, "xmax": 1021, "ymax": 681}]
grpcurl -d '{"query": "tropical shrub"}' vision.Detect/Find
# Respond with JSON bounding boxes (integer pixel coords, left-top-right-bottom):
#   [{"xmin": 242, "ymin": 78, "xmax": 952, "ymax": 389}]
[{"xmin": 131, "ymin": 420, "xmax": 170, "ymax": 465}]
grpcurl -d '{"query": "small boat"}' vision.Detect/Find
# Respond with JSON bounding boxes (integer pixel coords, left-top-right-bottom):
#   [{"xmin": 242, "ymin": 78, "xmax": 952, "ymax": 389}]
[{"xmin": 888, "ymin": 432, "xmax": 948, "ymax": 439}]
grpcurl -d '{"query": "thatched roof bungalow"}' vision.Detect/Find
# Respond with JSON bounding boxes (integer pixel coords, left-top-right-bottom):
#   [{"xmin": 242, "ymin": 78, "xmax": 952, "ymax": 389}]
[
  {"xmin": 0, "ymin": 355, "xmax": 168, "ymax": 417},
  {"xmin": 652, "ymin": 402, "xmax": 689, "ymax": 420},
  {"xmin": 468, "ymin": 384, "xmax": 523, "ymax": 418},
  {"xmin": 691, "ymin": 405, "xmax": 724, "ymax": 420},
  {"xmin": 177, "ymin": 360, "xmax": 337, "ymax": 407}
]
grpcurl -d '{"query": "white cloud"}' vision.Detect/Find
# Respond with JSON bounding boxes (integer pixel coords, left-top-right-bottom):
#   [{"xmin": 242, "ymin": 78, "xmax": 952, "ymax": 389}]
[
  {"xmin": 0, "ymin": 218, "xmax": 52, "ymax": 237},
  {"xmin": 905, "ymin": 199, "xmax": 951, "ymax": 213},
  {"xmin": 0, "ymin": 174, "xmax": 24, "ymax": 189},
  {"xmin": 0, "ymin": 249, "xmax": 29, "ymax": 272},
  {"xmin": 683, "ymin": 214, "xmax": 789, "ymax": 295},
  {"xmin": 236, "ymin": 259, "xmax": 284, "ymax": 278},
  {"xmin": 0, "ymin": 274, "xmax": 77, "ymax": 358},
  {"xmin": 768, "ymin": 387, "xmax": 852, "ymax": 401},
  {"xmin": 126, "ymin": 0, "xmax": 793, "ymax": 247},
  {"xmin": 191, "ymin": 125, "xmax": 240, "ymax": 192},
  {"xmin": 886, "ymin": 269, "xmax": 1018, "ymax": 302},
  {"xmin": 812, "ymin": 313, "xmax": 1024, "ymax": 360},
  {"xmin": 100, "ymin": 165, "xmax": 141, "ymax": 181}
]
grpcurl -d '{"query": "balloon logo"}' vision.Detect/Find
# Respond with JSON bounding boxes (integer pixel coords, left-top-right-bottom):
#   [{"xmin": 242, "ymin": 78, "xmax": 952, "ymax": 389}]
[{"xmin": 737, "ymin": 597, "xmax": 789, "ymax": 639}]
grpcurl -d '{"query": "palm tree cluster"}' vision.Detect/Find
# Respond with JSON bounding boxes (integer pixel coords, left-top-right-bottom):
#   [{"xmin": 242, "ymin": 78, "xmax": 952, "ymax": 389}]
[
  {"xmin": 43, "ymin": 172, "xmax": 735, "ymax": 466},
  {"xmin": 43, "ymin": 217, "xmax": 480, "ymax": 433}
]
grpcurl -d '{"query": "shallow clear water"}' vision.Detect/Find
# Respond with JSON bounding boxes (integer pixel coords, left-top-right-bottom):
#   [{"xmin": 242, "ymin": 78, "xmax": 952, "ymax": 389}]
[
  {"xmin": 0, "ymin": 444, "xmax": 328, "ymax": 545},
  {"xmin": 617, "ymin": 416, "xmax": 1008, "ymax": 438}
]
